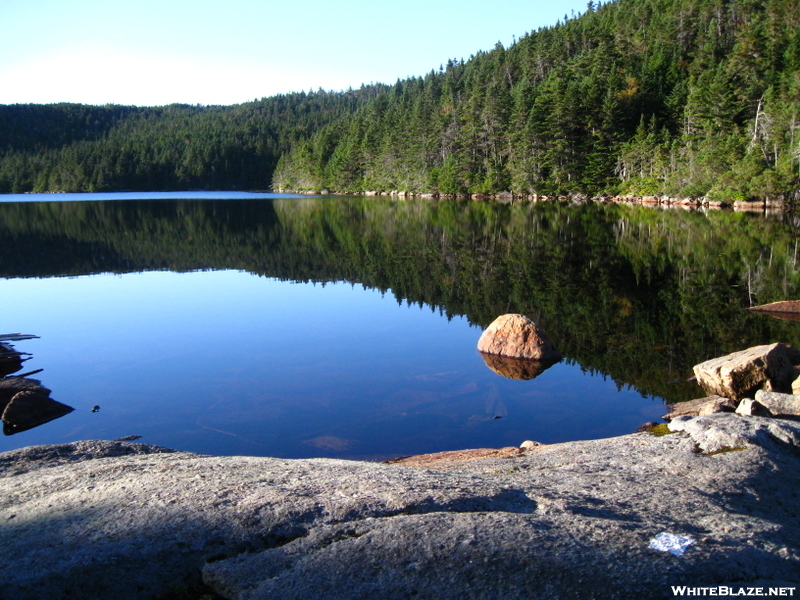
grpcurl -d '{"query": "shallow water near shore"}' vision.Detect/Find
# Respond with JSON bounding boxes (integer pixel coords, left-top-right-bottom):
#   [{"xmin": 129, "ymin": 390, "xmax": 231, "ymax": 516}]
[
  {"xmin": 1, "ymin": 192, "xmax": 799, "ymax": 459},
  {"xmin": 0, "ymin": 271, "xmax": 664, "ymax": 459}
]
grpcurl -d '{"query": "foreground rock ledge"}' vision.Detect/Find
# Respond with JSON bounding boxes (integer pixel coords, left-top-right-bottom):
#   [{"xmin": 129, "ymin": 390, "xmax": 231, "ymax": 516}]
[{"xmin": 2, "ymin": 414, "xmax": 799, "ymax": 600}]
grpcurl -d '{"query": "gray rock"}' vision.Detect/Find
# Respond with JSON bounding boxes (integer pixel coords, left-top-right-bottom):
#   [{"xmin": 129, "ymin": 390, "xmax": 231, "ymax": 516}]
[
  {"xmin": 1, "ymin": 415, "xmax": 800, "ymax": 600},
  {"xmin": 698, "ymin": 397, "xmax": 737, "ymax": 416},
  {"xmin": 519, "ymin": 439, "xmax": 542, "ymax": 449},
  {"xmin": 735, "ymin": 397, "xmax": 771, "ymax": 417},
  {"xmin": 667, "ymin": 412, "xmax": 800, "ymax": 453},
  {"xmin": 754, "ymin": 390, "xmax": 800, "ymax": 417},
  {"xmin": 693, "ymin": 343, "xmax": 800, "ymax": 400},
  {"xmin": 0, "ymin": 439, "xmax": 182, "ymax": 478}
]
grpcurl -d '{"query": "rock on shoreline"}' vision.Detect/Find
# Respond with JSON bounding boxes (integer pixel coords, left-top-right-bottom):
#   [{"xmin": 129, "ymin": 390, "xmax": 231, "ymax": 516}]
[
  {"xmin": 1, "ymin": 414, "xmax": 799, "ymax": 600},
  {"xmin": 277, "ymin": 189, "xmax": 791, "ymax": 212}
]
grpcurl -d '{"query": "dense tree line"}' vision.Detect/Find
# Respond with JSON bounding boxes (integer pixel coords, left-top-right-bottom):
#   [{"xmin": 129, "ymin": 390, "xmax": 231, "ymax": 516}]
[
  {"xmin": 0, "ymin": 88, "xmax": 386, "ymax": 193},
  {"xmin": 1, "ymin": 0, "xmax": 799, "ymax": 199},
  {"xmin": 274, "ymin": 0, "xmax": 800, "ymax": 200}
]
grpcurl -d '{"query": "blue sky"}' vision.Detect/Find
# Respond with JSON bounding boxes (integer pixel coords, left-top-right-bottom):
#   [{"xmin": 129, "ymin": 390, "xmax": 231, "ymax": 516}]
[{"xmin": 1, "ymin": 0, "xmax": 584, "ymax": 107}]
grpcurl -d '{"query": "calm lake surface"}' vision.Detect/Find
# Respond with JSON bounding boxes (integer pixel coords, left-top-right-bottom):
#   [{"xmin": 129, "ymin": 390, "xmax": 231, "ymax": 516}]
[{"xmin": 2, "ymin": 192, "xmax": 799, "ymax": 459}]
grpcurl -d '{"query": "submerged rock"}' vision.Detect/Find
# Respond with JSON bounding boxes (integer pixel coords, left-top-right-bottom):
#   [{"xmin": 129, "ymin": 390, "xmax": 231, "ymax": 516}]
[
  {"xmin": 0, "ymin": 377, "xmax": 52, "ymax": 413},
  {"xmin": 0, "ymin": 378, "xmax": 72, "ymax": 435},
  {"xmin": 2, "ymin": 390, "xmax": 74, "ymax": 435},
  {"xmin": 476, "ymin": 314, "xmax": 562, "ymax": 361}
]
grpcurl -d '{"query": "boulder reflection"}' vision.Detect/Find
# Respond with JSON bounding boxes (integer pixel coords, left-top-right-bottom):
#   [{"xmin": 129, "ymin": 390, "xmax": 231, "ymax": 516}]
[
  {"xmin": 479, "ymin": 352, "xmax": 559, "ymax": 381},
  {"xmin": 0, "ymin": 334, "xmax": 73, "ymax": 435}
]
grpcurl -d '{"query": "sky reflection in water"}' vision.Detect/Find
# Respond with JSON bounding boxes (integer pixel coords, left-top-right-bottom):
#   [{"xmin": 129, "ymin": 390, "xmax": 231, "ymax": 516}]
[{"xmin": 0, "ymin": 270, "xmax": 664, "ymax": 459}]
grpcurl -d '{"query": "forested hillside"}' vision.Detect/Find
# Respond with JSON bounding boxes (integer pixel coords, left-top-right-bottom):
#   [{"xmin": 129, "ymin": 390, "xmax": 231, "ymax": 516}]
[
  {"xmin": 2, "ymin": 0, "xmax": 799, "ymax": 200},
  {"xmin": 0, "ymin": 89, "xmax": 385, "ymax": 193},
  {"xmin": 275, "ymin": 0, "xmax": 800, "ymax": 200}
]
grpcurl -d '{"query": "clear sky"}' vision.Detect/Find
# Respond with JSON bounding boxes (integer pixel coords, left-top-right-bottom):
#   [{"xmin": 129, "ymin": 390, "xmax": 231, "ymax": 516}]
[{"xmin": 1, "ymin": 0, "xmax": 584, "ymax": 107}]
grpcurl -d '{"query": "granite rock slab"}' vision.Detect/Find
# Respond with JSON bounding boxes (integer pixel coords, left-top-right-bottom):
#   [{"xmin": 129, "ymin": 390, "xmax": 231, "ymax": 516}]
[{"xmin": 1, "ymin": 415, "xmax": 799, "ymax": 600}]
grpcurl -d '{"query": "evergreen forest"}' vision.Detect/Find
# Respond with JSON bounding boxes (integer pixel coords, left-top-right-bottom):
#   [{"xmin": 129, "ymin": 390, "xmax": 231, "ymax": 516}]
[{"xmin": 1, "ymin": 0, "xmax": 799, "ymax": 200}]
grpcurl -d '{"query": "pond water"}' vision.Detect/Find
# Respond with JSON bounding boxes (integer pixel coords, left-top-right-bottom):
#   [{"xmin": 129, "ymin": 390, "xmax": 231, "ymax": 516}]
[{"xmin": 2, "ymin": 192, "xmax": 799, "ymax": 459}]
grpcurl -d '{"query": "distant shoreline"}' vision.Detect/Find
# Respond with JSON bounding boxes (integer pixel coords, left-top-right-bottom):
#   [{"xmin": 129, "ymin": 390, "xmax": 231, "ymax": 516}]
[
  {"xmin": 283, "ymin": 189, "xmax": 788, "ymax": 212},
  {"xmin": 1, "ymin": 188, "xmax": 791, "ymax": 211}
]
